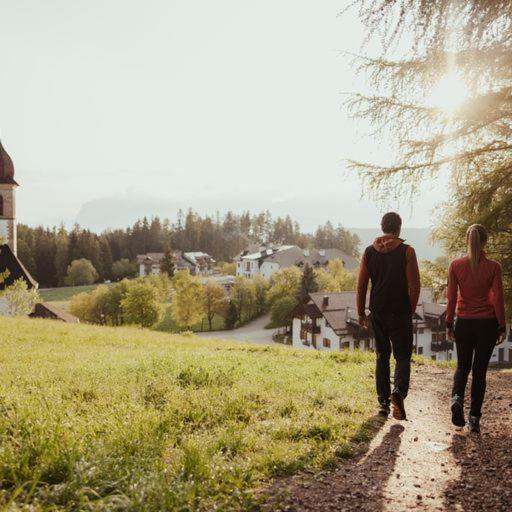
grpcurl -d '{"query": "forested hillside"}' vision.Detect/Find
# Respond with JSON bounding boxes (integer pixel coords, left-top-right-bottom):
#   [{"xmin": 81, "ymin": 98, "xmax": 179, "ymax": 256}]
[{"xmin": 16, "ymin": 210, "xmax": 360, "ymax": 287}]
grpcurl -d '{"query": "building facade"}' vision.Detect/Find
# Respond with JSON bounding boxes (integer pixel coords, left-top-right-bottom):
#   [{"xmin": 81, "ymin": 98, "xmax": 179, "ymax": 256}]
[
  {"xmin": 137, "ymin": 251, "xmax": 215, "ymax": 277},
  {"xmin": 289, "ymin": 290, "xmax": 512, "ymax": 364},
  {"xmin": 235, "ymin": 245, "xmax": 358, "ymax": 279}
]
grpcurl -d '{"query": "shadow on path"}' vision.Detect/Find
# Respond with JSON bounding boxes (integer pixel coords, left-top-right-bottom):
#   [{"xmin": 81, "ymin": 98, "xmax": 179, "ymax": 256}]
[
  {"xmin": 269, "ymin": 421, "xmax": 405, "ymax": 511},
  {"xmin": 443, "ymin": 371, "xmax": 512, "ymax": 510}
]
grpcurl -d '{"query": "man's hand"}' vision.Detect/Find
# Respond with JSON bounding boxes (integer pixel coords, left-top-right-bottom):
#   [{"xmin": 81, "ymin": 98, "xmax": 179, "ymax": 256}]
[
  {"xmin": 446, "ymin": 328, "xmax": 455, "ymax": 342},
  {"xmin": 496, "ymin": 331, "xmax": 506, "ymax": 345},
  {"xmin": 358, "ymin": 314, "xmax": 368, "ymax": 329}
]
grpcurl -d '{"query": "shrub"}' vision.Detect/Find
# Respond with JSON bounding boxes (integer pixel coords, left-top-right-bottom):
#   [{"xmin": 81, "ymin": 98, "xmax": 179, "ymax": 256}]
[
  {"xmin": 170, "ymin": 271, "xmax": 204, "ymax": 329},
  {"xmin": 1, "ymin": 279, "xmax": 40, "ymax": 316}
]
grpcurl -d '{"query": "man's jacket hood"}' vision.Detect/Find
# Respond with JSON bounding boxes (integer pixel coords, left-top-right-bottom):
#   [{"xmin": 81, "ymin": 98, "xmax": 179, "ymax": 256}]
[{"xmin": 372, "ymin": 235, "xmax": 405, "ymax": 254}]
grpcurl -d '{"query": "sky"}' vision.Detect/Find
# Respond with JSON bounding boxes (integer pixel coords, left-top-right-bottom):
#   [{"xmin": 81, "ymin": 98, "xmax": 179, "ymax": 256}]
[{"xmin": 0, "ymin": 0, "xmax": 449, "ymax": 232}]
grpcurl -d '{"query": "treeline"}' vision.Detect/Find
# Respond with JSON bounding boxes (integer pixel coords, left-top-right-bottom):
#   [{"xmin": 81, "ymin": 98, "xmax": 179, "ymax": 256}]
[{"xmin": 16, "ymin": 210, "xmax": 360, "ymax": 288}]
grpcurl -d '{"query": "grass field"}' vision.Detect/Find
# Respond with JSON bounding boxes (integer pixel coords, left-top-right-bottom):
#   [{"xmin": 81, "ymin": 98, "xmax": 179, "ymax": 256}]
[
  {"xmin": 0, "ymin": 317, "xmax": 377, "ymax": 511},
  {"xmin": 39, "ymin": 284, "xmax": 102, "ymax": 303}
]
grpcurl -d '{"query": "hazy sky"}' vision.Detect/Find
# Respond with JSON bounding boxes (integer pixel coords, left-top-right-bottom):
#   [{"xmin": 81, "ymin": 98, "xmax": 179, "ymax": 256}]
[{"xmin": 1, "ymin": 1, "xmax": 449, "ymax": 231}]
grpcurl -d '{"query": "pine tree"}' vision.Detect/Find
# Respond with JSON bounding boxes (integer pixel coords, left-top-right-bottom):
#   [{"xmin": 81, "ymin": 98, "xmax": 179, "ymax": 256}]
[
  {"xmin": 225, "ymin": 300, "xmax": 238, "ymax": 330},
  {"xmin": 297, "ymin": 263, "xmax": 319, "ymax": 301},
  {"xmin": 160, "ymin": 244, "xmax": 175, "ymax": 278}
]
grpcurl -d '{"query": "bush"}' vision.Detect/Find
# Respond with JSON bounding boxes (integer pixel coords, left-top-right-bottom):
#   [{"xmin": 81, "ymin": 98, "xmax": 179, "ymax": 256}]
[
  {"xmin": 65, "ymin": 259, "xmax": 98, "ymax": 286},
  {"xmin": 1, "ymin": 279, "xmax": 40, "ymax": 316},
  {"xmin": 170, "ymin": 271, "xmax": 204, "ymax": 329}
]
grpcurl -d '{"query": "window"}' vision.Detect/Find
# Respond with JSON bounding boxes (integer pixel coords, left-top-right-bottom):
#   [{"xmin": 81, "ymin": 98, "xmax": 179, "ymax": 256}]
[
  {"xmin": 417, "ymin": 327, "xmax": 424, "ymax": 334},
  {"xmin": 431, "ymin": 355, "xmax": 437, "ymax": 361},
  {"xmin": 0, "ymin": 195, "xmax": 3, "ymax": 216},
  {"xmin": 323, "ymin": 338, "xmax": 331, "ymax": 348},
  {"xmin": 418, "ymin": 346, "xmax": 423, "ymax": 355},
  {"xmin": 245, "ymin": 262, "xmax": 251, "ymax": 272}
]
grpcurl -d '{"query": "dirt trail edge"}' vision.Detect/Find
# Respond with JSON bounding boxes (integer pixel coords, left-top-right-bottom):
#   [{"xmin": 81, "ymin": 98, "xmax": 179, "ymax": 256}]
[{"xmin": 267, "ymin": 365, "xmax": 512, "ymax": 511}]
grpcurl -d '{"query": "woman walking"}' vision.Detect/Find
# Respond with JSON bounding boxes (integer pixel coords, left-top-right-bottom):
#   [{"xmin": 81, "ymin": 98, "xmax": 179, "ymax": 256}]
[{"xmin": 446, "ymin": 224, "xmax": 507, "ymax": 433}]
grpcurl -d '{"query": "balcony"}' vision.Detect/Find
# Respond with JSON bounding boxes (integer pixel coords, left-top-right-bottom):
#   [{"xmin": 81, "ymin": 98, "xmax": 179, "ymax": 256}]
[
  {"xmin": 431, "ymin": 341, "xmax": 454, "ymax": 352},
  {"xmin": 301, "ymin": 323, "xmax": 320, "ymax": 334}
]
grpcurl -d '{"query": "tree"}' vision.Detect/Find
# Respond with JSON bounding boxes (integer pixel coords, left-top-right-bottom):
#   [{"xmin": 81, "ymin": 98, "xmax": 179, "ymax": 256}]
[
  {"xmin": 315, "ymin": 260, "xmax": 357, "ymax": 292},
  {"xmin": 203, "ymin": 280, "xmax": 229, "ymax": 331},
  {"xmin": 349, "ymin": 1, "xmax": 512, "ymax": 317},
  {"xmin": 160, "ymin": 244, "xmax": 175, "ymax": 277},
  {"xmin": 297, "ymin": 263, "xmax": 318, "ymax": 301},
  {"xmin": 270, "ymin": 296, "xmax": 297, "ymax": 328},
  {"xmin": 231, "ymin": 276, "xmax": 256, "ymax": 322},
  {"xmin": 170, "ymin": 270, "xmax": 204, "ymax": 329},
  {"xmin": 224, "ymin": 301, "xmax": 238, "ymax": 330},
  {"xmin": 217, "ymin": 261, "xmax": 236, "ymax": 276},
  {"xmin": 121, "ymin": 282, "xmax": 161, "ymax": 328},
  {"xmin": 1, "ymin": 279, "xmax": 39, "ymax": 316},
  {"xmin": 65, "ymin": 259, "xmax": 98, "ymax": 286},
  {"xmin": 251, "ymin": 276, "xmax": 269, "ymax": 314},
  {"xmin": 420, "ymin": 257, "xmax": 449, "ymax": 302},
  {"xmin": 112, "ymin": 259, "xmax": 137, "ymax": 281},
  {"xmin": 266, "ymin": 267, "xmax": 302, "ymax": 305},
  {"xmin": 69, "ymin": 292, "xmax": 95, "ymax": 323},
  {"xmin": 54, "ymin": 228, "xmax": 70, "ymax": 286}
]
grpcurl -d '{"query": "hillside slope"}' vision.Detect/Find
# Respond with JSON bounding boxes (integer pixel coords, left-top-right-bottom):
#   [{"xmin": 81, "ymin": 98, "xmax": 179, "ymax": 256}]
[{"xmin": 0, "ymin": 317, "xmax": 377, "ymax": 511}]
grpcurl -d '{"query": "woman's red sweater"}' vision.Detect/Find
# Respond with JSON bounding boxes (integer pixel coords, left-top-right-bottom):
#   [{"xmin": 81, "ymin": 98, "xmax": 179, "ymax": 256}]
[{"xmin": 446, "ymin": 253, "xmax": 506, "ymax": 332}]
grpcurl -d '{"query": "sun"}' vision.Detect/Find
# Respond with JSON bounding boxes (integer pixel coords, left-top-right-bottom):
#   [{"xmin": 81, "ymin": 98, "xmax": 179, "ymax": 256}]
[{"xmin": 426, "ymin": 71, "xmax": 469, "ymax": 113}]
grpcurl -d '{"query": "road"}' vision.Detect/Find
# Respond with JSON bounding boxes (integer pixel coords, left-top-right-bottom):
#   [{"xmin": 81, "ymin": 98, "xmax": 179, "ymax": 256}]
[{"xmin": 197, "ymin": 314, "xmax": 277, "ymax": 345}]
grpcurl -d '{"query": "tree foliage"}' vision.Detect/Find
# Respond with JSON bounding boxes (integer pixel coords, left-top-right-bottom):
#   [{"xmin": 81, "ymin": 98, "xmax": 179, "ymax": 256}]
[
  {"xmin": 170, "ymin": 270, "xmax": 204, "ymax": 329},
  {"xmin": 270, "ymin": 296, "xmax": 297, "ymax": 328},
  {"xmin": 1, "ymin": 279, "xmax": 39, "ymax": 316},
  {"xmin": 349, "ymin": 0, "xmax": 512, "ymax": 317},
  {"xmin": 297, "ymin": 263, "xmax": 319, "ymax": 301},
  {"xmin": 203, "ymin": 280, "xmax": 229, "ymax": 331},
  {"xmin": 266, "ymin": 267, "xmax": 302, "ymax": 306},
  {"xmin": 316, "ymin": 259, "xmax": 357, "ymax": 292},
  {"xmin": 65, "ymin": 259, "xmax": 98, "ymax": 286},
  {"xmin": 121, "ymin": 282, "xmax": 161, "ymax": 328}
]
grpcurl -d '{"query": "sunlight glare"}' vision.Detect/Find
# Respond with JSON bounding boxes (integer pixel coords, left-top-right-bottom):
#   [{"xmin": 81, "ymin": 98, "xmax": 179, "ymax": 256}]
[{"xmin": 426, "ymin": 71, "xmax": 469, "ymax": 113}]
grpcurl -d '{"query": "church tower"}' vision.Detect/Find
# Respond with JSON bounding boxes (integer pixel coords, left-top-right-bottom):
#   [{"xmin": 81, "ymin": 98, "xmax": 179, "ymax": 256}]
[{"xmin": 0, "ymin": 141, "xmax": 18, "ymax": 254}]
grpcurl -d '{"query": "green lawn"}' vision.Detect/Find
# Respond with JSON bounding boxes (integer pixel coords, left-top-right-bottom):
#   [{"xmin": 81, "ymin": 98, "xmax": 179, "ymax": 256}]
[
  {"xmin": 39, "ymin": 284, "xmax": 102, "ymax": 302},
  {"xmin": 0, "ymin": 317, "xmax": 378, "ymax": 511}
]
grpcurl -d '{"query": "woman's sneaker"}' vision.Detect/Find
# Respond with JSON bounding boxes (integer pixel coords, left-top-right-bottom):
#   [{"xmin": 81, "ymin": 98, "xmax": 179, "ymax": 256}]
[
  {"xmin": 451, "ymin": 397, "xmax": 465, "ymax": 427},
  {"xmin": 468, "ymin": 415, "xmax": 480, "ymax": 433}
]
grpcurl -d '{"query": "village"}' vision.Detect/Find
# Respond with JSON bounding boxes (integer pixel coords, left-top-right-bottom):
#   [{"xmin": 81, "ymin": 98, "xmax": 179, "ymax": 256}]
[{"xmin": 2, "ymin": 140, "xmax": 511, "ymax": 364}]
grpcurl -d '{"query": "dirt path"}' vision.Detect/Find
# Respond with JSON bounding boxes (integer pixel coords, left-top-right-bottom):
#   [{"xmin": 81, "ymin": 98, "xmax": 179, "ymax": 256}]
[{"xmin": 268, "ymin": 365, "xmax": 512, "ymax": 511}]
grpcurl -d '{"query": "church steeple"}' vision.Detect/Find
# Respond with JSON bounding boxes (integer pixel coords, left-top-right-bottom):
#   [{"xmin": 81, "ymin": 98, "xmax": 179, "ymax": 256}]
[{"xmin": 0, "ymin": 141, "xmax": 18, "ymax": 254}]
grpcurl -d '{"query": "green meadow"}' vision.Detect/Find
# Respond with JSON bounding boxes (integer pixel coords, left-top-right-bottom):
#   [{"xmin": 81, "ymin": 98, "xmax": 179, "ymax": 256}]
[{"xmin": 0, "ymin": 317, "xmax": 377, "ymax": 511}]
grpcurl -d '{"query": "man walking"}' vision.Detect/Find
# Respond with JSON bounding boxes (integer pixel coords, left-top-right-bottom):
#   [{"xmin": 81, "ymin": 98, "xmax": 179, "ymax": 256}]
[{"xmin": 356, "ymin": 212, "xmax": 421, "ymax": 420}]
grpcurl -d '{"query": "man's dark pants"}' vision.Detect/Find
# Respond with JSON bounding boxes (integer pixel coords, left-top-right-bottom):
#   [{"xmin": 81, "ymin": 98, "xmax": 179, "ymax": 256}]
[{"xmin": 371, "ymin": 312, "xmax": 413, "ymax": 403}]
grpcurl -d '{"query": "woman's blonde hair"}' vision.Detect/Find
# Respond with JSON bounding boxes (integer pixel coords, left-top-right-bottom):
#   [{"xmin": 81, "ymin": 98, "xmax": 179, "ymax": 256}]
[{"xmin": 466, "ymin": 224, "xmax": 488, "ymax": 271}]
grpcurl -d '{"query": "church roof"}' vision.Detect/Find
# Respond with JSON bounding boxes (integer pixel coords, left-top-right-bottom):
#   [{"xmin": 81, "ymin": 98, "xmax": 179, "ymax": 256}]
[
  {"xmin": 0, "ymin": 141, "xmax": 18, "ymax": 185},
  {"xmin": 0, "ymin": 244, "xmax": 38, "ymax": 290}
]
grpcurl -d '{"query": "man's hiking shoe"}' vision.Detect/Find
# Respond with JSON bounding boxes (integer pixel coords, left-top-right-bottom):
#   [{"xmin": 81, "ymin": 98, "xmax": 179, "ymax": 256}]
[
  {"xmin": 468, "ymin": 415, "xmax": 480, "ymax": 433},
  {"xmin": 451, "ymin": 398, "xmax": 465, "ymax": 427},
  {"xmin": 391, "ymin": 392, "xmax": 407, "ymax": 421},
  {"xmin": 378, "ymin": 401, "xmax": 390, "ymax": 417}
]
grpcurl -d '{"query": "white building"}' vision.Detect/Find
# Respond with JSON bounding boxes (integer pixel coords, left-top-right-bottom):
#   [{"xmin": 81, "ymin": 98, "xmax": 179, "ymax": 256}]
[
  {"xmin": 235, "ymin": 245, "xmax": 358, "ymax": 280},
  {"xmin": 289, "ymin": 290, "xmax": 512, "ymax": 364},
  {"xmin": 137, "ymin": 251, "xmax": 215, "ymax": 277}
]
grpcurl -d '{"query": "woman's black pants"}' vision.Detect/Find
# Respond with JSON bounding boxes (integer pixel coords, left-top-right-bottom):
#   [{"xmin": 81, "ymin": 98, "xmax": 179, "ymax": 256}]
[{"xmin": 452, "ymin": 318, "xmax": 498, "ymax": 417}]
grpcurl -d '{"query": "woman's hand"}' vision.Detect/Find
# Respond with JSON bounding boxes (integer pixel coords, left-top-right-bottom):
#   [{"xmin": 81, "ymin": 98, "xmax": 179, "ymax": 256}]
[
  {"xmin": 446, "ymin": 328, "xmax": 455, "ymax": 342},
  {"xmin": 496, "ymin": 332, "xmax": 506, "ymax": 345}
]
